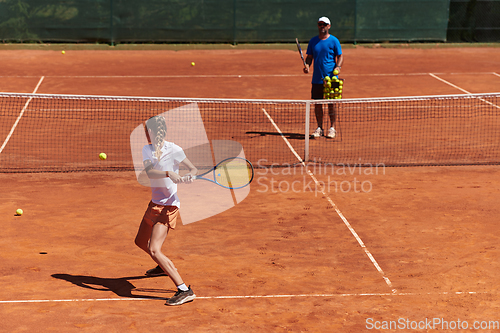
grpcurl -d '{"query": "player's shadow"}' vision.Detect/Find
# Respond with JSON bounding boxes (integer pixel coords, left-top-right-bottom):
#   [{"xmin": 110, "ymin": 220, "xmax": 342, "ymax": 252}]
[
  {"xmin": 246, "ymin": 131, "xmax": 306, "ymax": 140},
  {"xmin": 51, "ymin": 273, "xmax": 176, "ymax": 300}
]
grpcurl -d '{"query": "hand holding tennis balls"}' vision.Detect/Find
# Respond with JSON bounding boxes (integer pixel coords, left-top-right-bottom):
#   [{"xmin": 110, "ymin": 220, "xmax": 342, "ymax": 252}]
[
  {"xmin": 99, "ymin": 153, "xmax": 107, "ymax": 160},
  {"xmin": 333, "ymin": 69, "xmax": 339, "ymax": 75}
]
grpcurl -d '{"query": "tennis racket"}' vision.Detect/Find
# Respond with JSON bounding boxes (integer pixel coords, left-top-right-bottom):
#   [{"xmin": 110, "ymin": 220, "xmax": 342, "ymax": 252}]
[
  {"xmin": 295, "ymin": 38, "xmax": 307, "ymax": 69},
  {"xmin": 182, "ymin": 157, "xmax": 254, "ymax": 189}
]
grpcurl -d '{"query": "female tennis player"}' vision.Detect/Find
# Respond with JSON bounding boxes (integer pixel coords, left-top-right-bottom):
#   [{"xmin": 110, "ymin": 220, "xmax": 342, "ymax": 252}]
[{"xmin": 134, "ymin": 115, "xmax": 198, "ymax": 306}]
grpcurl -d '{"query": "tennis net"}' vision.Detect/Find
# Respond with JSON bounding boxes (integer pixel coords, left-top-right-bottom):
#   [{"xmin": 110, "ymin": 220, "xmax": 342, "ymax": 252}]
[{"xmin": 0, "ymin": 92, "xmax": 499, "ymax": 172}]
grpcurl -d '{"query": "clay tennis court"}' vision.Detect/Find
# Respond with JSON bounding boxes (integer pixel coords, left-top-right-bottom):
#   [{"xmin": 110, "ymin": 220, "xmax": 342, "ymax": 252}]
[{"xmin": 1, "ymin": 45, "xmax": 500, "ymax": 332}]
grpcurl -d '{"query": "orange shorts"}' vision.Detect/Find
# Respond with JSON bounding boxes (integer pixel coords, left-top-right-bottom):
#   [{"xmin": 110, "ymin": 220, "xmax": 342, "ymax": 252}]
[{"xmin": 142, "ymin": 201, "xmax": 180, "ymax": 229}]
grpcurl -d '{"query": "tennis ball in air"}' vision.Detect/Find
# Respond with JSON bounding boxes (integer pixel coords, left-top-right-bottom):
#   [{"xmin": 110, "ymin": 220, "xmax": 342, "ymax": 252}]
[
  {"xmin": 16, "ymin": 209, "xmax": 23, "ymax": 216},
  {"xmin": 62, "ymin": 50, "xmax": 65, "ymax": 55},
  {"xmin": 99, "ymin": 152, "xmax": 107, "ymax": 160},
  {"xmin": 191, "ymin": 62, "xmax": 195, "ymax": 66}
]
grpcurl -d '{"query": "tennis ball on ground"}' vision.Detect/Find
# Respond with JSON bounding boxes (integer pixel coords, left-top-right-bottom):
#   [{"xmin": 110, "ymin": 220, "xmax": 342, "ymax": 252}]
[
  {"xmin": 99, "ymin": 152, "xmax": 107, "ymax": 160},
  {"xmin": 16, "ymin": 209, "xmax": 23, "ymax": 216},
  {"xmin": 191, "ymin": 62, "xmax": 195, "ymax": 66},
  {"xmin": 62, "ymin": 50, "xmax": 65, "ymax": 55}
]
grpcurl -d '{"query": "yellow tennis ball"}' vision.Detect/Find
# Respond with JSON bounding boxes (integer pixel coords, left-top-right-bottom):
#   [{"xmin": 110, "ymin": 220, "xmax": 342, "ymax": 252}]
[
  {"xmin": 99, "ymin": 153, "xmax": 107, "ymax": 160},
  {"xmin": 16, "ymin": 209, "xmax": 23, "ymax": 216},
  {"xmin": 333, "ymin": 69, "xmax": 339, "ymax": 75},
  {"xmin": 62, "ymin": 50, "xmax": 65, "ymax": 55},
  {"xmin": 191, "ymin": 62, "xmax": 195, "ymax": 66}
]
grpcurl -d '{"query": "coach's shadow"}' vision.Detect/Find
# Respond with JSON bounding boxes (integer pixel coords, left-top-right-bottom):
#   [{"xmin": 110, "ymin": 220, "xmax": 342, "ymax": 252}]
[
  {"xmin": 246, "ymin": 131, "xmax": 306, "ymax": 140},
  {"xmin": 51, "ymin": 273, "xmax": 176, "ymax": 300}
]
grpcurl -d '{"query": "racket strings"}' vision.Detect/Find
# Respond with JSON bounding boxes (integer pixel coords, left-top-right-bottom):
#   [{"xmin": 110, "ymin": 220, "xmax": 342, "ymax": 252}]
[{"xmin": 214, "ymin": 159, "xmax": 253, "ymax": 188}]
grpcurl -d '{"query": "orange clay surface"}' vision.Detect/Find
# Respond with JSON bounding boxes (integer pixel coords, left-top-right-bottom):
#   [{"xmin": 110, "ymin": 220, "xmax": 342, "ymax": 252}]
[{"xmin": 1, "ymin": 45, "xmax": 500, "ymax": 332}]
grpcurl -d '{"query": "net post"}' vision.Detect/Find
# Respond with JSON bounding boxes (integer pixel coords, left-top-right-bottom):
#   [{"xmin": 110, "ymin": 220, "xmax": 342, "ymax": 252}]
[{"xmin": 304, "ymin": 100, "xmax": 310, "ymax": 162}]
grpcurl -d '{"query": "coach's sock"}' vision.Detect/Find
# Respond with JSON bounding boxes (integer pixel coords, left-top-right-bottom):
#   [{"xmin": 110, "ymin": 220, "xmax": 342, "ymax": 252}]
[{"xmin": 177, "ymin": 283, "xmax": 189, "ymax": 291}]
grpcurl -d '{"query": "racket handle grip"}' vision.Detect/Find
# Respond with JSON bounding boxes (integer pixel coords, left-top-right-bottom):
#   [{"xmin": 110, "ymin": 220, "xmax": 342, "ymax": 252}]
[{"xmin": 181, "ymin": 175, "xmax": 197, "ymax": 182}]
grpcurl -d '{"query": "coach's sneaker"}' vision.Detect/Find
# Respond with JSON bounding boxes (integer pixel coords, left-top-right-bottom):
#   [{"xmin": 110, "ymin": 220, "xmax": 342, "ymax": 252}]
[
  {"xmin": 312, "ymin": 127, "xmax": 323, "ymax": 138},
  {"xmin": 327, "ymin": 127, "xmax": 336, "ymax": 138},
  {"xmin": 145, "ymin": 265, "xmax": 167, "ymax": 277},
  {"xmin": 166, "ymin": 286, "xmax": 196, "ymax": 306}
]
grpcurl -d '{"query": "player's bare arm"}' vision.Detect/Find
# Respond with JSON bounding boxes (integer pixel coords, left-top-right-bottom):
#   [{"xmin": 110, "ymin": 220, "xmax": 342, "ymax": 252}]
[
  {"xmin": 180, "ymin": 157, "xmax": 198, "ymax": 181},
  {"xmin": 304, "ymin": 54, "xmax": 313, "ymax": 74},
  {"xmin": 144, "ymin": 159, "xmax": 181, "ymax": 181},
  {"xmin": 335, "ymin": 54, "xmax": 344, "ymax": 73}
]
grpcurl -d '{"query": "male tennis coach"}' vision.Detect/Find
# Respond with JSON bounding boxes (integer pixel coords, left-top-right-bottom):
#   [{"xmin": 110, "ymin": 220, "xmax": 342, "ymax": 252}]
[{"xmin": 303, "ymin": 16, "xmax": 344, "ymax": 139}]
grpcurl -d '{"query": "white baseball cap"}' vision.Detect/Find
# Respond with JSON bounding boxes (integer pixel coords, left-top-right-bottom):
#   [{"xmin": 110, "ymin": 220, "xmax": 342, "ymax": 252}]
[{"xmin": 318, "ymin": 17, "xmax": 331, "ymax": 25}]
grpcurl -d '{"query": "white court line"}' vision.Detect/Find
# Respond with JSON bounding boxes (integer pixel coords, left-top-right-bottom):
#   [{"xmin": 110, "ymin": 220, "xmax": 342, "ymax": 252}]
[
  {"xmin": 261, "ymin": 108, "xmax": 304, "ymax": 162},
  {"xmin": 261, "ymin": 108, "xmax": 396, "ymax": 294},
  {"xmin": 429, "ymin": 73, "xmax": 471, "ymax": 94},
  {"xmin": 429, "ymin": 73, "xmax": 500, "ymax": 110},
  {"xmin": 0, "ymin": 76, "xmax": 45, "ymax": 154},
  {"xmin": 0, "ymin": 72, "xmax": 496, "ymax": 79},
  {"xmin": 493, "ymin": 72, "xmax": 500, "ymax": 78},
  {"xmin": 0, "ymin": 291, "xmax": 485, "ymax": 304}
]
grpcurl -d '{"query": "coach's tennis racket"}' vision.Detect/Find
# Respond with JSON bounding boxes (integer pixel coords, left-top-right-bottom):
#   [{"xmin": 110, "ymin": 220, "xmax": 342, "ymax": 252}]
[
  {"xmin": 295, "ymin": 38, "xmax": 307, "ymax": 69},
  {"xmin": 182, "ymin": 157, "xmax": 254, "ymax": 189}
]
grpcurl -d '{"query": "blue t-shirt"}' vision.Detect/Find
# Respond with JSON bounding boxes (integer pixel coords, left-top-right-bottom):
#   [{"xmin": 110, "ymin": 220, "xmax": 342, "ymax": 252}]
[{"xmin": 306, "ymin": 35, "xmax": 342, "ymax": 84}]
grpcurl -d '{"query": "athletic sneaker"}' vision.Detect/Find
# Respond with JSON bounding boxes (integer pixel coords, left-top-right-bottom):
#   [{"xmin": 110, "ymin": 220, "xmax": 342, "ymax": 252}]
[
  {"xmin": 312, "ymin": 127, "xmax": 323, "ymax": 138},
  {"xmin": 327, "ymin": 127, "xmax": 336, "ymax": 138},
  {"xmin": 145, "ymin": 265, "xmax": 167, "ymax": 277},
  {"xmin": 166, "ymin": 286, "xmax": 196, "ymax": 306}
]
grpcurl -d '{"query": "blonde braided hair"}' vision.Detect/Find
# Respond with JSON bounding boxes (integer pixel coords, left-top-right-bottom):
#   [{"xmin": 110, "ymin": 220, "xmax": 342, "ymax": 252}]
[{"xmin": 145, "ymin": 115, "xmax": 167, "ymax": 159}]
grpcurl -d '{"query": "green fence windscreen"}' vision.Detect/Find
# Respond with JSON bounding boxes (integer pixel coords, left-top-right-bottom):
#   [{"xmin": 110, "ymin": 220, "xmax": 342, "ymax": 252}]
[
  {"xmin": 355, "ymin": 0, "xmax": 450, "ymax": 42},
  {"xmin": 0, "ymin": 0, "xmax": 464, "ymax": 43},
  {"xmin": 447, "ymin": 0, "xmax": 500, "ymax": 42}
]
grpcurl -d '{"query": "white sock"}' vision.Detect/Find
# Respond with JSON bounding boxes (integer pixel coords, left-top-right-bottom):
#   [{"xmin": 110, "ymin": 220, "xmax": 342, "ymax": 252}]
[{"xmin": 177, "ymin": 283, "xmax": 189, "ymax": 291}]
